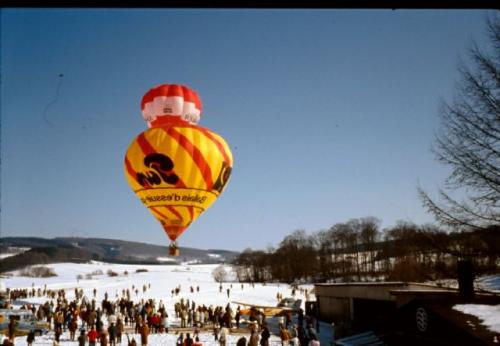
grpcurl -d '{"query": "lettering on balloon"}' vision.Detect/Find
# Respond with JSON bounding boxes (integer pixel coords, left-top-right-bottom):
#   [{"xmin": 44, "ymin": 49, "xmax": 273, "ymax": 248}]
[
  {"xmin": 136, "ymin": 153, "xmax": 179, "ymax": 187},
  {"xmin": 140, "ymin": 193, "xmax": 207, "ymax": 205}
]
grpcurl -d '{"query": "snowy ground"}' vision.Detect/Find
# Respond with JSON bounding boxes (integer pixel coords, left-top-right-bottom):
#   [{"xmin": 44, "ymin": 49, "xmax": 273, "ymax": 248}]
[
  {"xmin": 452, "ymin": 274, "xmax": 500, "ymax": 336},
  {"xmin": 2, "ymin": 262, "xmax": 333, "ymax": 345},
  {"xmin": 453, "ymin": 304, "xmax": 500, "ymax": 334}
]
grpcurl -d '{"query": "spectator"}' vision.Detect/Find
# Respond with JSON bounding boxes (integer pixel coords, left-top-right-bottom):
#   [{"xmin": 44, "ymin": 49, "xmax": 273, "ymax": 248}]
[
  {"xmin": 248, "ymin": 326, "xmax": 260, "ymax": 346},
  {"xmin": 280, "ymin": 324, "xmax": 291, "ymax": 345},
  {"xmin": 26, "ymin": 330, "xmax": 35, "ymax": 346},
  {"xmin": 140, "ymin": 322, "xmax": 149, "ymax": 346},
  {"xmin": 7, "ymin": 318, "xmax": 16, "ymax": 343},
  {"xmin": 260, "ymin": 324, "xmax": 270, "ymax": 346},
  {"xmin": 308, "ymin": 334, "xmax": 320, "ymax": 346},
  {"xmin": 219, "ymin": 325, "xmax": 229, "ymax": 346},
  {"xmin": 183, "ymin": 332, "xmax": 194, "ymax": 346},
  {"xmin": 100, "ymin": 329, "xmax": 108, "ymax": 346},
  {"xmin": 108, "ymin": 322, "xmax": 117, "ymax": 346},
  {"xmin": 78, "ymin": 329, "xmax": 86, "ymax": 346},
  {"xmin": 87, "ymin": 325, "xmax": 99, "ymax": 346},
  {"xmin": 176, "ymin": 333, "xmax": 184, "ymax": 346}
]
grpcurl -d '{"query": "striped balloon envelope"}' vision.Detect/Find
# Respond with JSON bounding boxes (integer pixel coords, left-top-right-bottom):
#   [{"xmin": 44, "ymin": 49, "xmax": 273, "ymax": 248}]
[
  {"xmin": 124, "ymin": 117, "xmax": 233, "ymax": 255},
  {"xmin": 141, "ymin": 84, "xmax": 202, "ymax": 127}
]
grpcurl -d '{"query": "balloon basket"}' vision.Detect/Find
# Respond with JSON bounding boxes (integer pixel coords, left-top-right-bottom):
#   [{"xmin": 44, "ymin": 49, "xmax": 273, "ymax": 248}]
[{"xmin": 169, "ymin": 243, "xmax": 180, "ymax": 256}]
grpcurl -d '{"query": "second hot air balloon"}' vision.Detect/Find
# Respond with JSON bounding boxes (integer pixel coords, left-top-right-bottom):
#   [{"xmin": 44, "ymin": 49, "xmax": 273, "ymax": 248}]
[{"xmin": 124, "ymin": 84, "xmax": 233, "ymax": 255}]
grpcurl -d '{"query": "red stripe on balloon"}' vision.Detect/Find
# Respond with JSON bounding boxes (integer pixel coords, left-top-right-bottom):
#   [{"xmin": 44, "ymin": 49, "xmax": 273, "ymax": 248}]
[
  {"xmin": 167, "ymin": 206, "xmax": 184, "ymax": 222},
  {"xmin": 198, "ymin": 128, "xmax": 231, "ymax": 165},
  {"xmin": 166, "ymin": 127, "xmax": 214, "ymax": 190},
  {"xmin": 151, "ymin": 207, "xmax": 170, "ymax": 220},
  {"xmin": 124, "ymin": 157, "xmax": 136, "ymax": 180},
  {"xmin": 124, "ymin": 156, "xmax": 150, "ymax": 189},
  {"xmin": 137, "ymin": 132, "xmax": 155, "ymax": 155},
  {"xmin": 188, "ymin": 206, "xmax": 194, "ymax": 220}
]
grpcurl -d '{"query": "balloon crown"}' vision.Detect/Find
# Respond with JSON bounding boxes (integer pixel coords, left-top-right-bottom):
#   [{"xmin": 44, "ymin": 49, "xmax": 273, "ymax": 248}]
[{"xmin": 141, "ymin": 84, "xmax": 202, "ymax": 127}]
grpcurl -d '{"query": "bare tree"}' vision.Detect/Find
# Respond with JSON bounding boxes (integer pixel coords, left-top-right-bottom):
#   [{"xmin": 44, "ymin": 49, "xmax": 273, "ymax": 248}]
[
  {"xmin": 359, "ymin": 217, "xmax": 381, "ymax": 273},
  {"xmin": 212, "ymin": 264, "xmax": 228, "ymax": 283},
  {"xmin": 419, "ymin": 15, "xmax": 500, "ymax": 230}
]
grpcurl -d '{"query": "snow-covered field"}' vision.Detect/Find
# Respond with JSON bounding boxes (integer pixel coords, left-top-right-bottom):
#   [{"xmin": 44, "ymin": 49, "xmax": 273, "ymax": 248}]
[
  {"xmin": 453, "ymin": 304, "xmax": 500, "ymax": 334},
  {"xmin": 451, "ymin": 274, "xmax": 500, "ymax": 336},
  {"xmin": 4, "ymin": 261, "xmax": 498, "ymax": 344},
  {"xmin": 2, "ymin": 262, "xmax": 332, "ymax": 345}
]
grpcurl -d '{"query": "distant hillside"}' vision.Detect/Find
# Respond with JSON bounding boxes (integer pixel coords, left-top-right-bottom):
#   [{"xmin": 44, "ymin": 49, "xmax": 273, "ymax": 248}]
[{"xmin": 0, "ymin": 237, "xmax": 239, "ymax": 273}]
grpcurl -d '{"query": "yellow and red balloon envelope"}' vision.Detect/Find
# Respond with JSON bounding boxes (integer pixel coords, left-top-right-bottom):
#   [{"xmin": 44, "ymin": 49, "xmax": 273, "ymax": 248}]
[{"xmin": 124, "ymin": 84, "xmax": 232, "ymax": 255}]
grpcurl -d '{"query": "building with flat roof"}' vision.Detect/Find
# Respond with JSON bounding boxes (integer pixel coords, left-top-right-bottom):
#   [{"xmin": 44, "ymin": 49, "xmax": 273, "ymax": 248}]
[{"xmin": 314, "ymin": 281, "xmax": 500, "ymax": 345}]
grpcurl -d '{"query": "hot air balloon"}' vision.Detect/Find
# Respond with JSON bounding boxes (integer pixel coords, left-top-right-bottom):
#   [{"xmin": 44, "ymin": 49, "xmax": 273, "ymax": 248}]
[{"xmin": 124, "ymin": 84, "xmax": 232, "ymax": 256}]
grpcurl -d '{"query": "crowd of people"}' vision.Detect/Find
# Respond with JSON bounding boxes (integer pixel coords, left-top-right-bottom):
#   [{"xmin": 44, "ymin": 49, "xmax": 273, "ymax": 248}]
[{"xmin": 2, "ymin": 281, "xmax": 323, "ymax": 346}]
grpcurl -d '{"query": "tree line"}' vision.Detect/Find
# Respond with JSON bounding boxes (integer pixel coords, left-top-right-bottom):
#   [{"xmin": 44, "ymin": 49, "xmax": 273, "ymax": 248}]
[{"xmin": 231, "ymin": 217, "xmax": 499, "ymax": 284}]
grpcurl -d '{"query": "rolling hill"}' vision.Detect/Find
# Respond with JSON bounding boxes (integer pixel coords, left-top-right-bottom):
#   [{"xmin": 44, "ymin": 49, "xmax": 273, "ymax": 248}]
[{"xmin": 0, "ymin": 237, "xmax": 239, "ymax": 273}]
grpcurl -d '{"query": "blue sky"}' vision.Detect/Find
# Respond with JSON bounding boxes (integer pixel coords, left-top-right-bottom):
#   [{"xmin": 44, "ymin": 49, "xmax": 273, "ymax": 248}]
[{"xmin": 1, "ymin": 9, "xmax": 492, "ymax": 251}]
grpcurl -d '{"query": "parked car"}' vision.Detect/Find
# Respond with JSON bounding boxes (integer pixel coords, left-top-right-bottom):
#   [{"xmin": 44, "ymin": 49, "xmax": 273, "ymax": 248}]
[{"xmin": 0, "ymin": 309, "xmax": 49, "ymax": 336}]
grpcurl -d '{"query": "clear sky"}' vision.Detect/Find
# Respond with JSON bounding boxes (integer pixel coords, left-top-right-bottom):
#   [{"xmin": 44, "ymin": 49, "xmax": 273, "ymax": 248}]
[{"xmin": 1, "ymin": 9, "xmax": 493, "ymax": 251}]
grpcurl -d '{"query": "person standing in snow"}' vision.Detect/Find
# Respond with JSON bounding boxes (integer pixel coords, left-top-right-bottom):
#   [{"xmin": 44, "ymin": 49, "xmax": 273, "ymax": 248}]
[
  {"xmin": 116, "ymin": 318, "xmax": 124, "ymax": 343},
  {"xmin": 260, "ymin": 324, "xmax": 270, "ymax": 346},
  {"xmin": 54, "ymin": 323, "xmax": 63, "ymax": 343},
  {"xmin": 108, "ymin": 322, "xmax": 117, "ymax": 346},
  {"xmin": 26, "ymin": 330, "xmax": 35, "ymax": 346},
  {"xmin": 176, "ymin": 333, "xmax": 184, "ymax": 346},
  {"xmin": 69, "ymin": 315, "xmax": 78, "ymax": 341},
  {"xmin": 279, "ymin": 324, "xmax": 291, "ymax": 345},
  {"xmin": 306, "ymin": 322, "xmax": 317, "ymax": 343},
  {"xmin": 77, "ymin": 329, "xmax": 86, "ymax": 346},
  {"xmin": 199, "ymin": 307, "xmax": 205, "ymax": 328},
  {"xmin": 99, "ymin": 329, "xmax": 108, "ymax": 346},
  {"xmin": 95, "ymin": 317, "xmax": 103, "ymax": 335},
  {"xmin": 248, "ymin": 325, "xmax": 260, "ymax": 346},
  {"xmin": 213, "ymin": 325, "xmax": 219, "ymax": 341},
  {"xmin": 235, "ymin": 307, "xmax": 241, "ymax": 329},
  {"xmin": 183, "ymin": 332, "xmax": 194, "ymax": 346},
  {"xmin": 298, "ymin": 309, "xmax": 304, "ymax": 327},
  {"xmin": 7, "ymin": 318, "xmax": 17, "ymax": 343},
  {"xmin": 289, "ymin": 325, "xmax": 299, "ymax": 346},
  {"xmin": 161, "ymin": 311, "xmax": 169, "ymax": 333},
  {"xmin": 181, "ymin": 308, "xmax": 188, "ymax": 328},
  {"xmin": 308, "ymin": 334, "xmax": 320, "ymax": 346},
  {"xmin": 87, "ymin": 325, "xmax": 99, "ymax": 346},
  {"xmin": 139, "ymin": 322, "xmax": 149, "ymax": 346},
  {"xmin": 135, "ymin": 316, "xmax": 143, "ymax": 334},
  {"xmin": 219, "ymin": 325, "xmax": 229, "ymax": 346}
]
